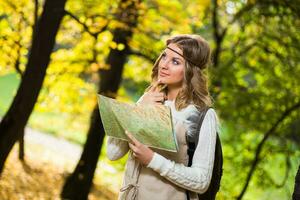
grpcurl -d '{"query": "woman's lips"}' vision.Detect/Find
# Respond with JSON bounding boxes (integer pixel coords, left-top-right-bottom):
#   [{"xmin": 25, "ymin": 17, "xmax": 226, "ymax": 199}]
[{"xmin": 159, "ymin": 71, "xmax": 169, "ymax": 77}]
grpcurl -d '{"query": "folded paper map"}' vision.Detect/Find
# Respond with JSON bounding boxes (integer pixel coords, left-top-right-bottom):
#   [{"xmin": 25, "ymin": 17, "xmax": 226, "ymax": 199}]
[{"xmin": 97, "ymin": 94, "xmax": 178, "ymax": 152}]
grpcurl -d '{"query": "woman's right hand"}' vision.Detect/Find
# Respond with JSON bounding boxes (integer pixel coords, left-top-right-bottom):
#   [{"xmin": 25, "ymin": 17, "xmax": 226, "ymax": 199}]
[{"xmin": 137, "ymin": 80, "xmax": 167, "ymax": 105}]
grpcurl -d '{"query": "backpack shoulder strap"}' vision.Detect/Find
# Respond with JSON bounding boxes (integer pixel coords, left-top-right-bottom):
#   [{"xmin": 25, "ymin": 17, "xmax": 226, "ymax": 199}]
[
  {"xmin": 186, "ymin": 107, "xmax": 209, "ymax": 167},
  {"xmin": 186, "ymin": 107, "xmax": 223, "ymax": 200}
]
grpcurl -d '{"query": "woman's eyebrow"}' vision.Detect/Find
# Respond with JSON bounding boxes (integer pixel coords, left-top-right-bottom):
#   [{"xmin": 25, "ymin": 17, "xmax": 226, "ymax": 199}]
[
  {"xmin": 173, "ymin": 57, "xmax": 183, "ymax": 62},
  {"xmin": 163, "ymin": 50, "xmax": 184, "ymax": 62}
]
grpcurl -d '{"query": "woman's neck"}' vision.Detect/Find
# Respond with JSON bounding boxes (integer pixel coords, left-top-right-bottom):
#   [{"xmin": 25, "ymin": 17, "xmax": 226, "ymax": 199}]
[{"xmin": 167, "ymin": 86, "xmax": 181, "ymax": 101}]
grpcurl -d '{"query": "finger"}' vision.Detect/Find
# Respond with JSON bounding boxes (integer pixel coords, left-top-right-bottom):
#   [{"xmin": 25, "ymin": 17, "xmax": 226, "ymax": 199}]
[
  {"xmin": 153, "ymin": 96, "xmax": 165, "ymax": 102},
  {"xmin": 128, "ymin": 143, "xmax": 137, "ymax": 151},
  {"xmin": 155, "ymin": 79, "xmax": 162, "ymax": 87},
  {"xmin": 149, "ymin": 79, "xmax": 161, "ymax": 92},
  {"xmin": 126, "ymin": 132, "xmax": 136, "ymax": 145},
  {"xmin": 153, "ymin": 92, "xmax": 165, "ymax": 98},
  {"xmin": 148, "ymin": 86, "xmax": 154, "ymax": 92}
]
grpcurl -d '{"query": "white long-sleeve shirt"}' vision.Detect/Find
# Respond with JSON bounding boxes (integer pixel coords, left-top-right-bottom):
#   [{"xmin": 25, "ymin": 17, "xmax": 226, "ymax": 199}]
[{"xmin": 107, "ymin": 99, "xmax": 219, "ymax": 194}]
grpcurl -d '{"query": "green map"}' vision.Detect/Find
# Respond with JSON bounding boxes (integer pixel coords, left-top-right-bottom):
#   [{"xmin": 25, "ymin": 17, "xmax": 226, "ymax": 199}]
[{"xmin": 97, "ymin": 94, "xmax": 178, "ymax": 152}]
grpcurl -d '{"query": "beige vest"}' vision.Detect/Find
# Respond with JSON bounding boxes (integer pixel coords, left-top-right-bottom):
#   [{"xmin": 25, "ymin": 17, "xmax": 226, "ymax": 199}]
[{"xmin": 119, "ymin": 121, "xmax": 199, "ymax": 200}]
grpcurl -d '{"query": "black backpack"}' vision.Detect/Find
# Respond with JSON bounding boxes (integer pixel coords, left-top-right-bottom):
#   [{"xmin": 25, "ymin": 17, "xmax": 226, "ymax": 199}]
[{"xmin": 186, "ymin": 107, "xmax": 223, "ymax": 200}]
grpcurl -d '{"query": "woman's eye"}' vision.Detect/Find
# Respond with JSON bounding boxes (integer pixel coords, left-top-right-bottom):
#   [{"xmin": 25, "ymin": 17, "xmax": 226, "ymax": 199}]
[{"xmin": 172, "ymin": 59, "xmax": 179, "ymax": 65}]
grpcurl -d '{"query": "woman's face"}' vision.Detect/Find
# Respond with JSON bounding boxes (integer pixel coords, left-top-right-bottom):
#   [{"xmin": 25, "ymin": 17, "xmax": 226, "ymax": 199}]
[{"xmin": 158, "ymin": 43, "xmax": 185, "ymax": 88}]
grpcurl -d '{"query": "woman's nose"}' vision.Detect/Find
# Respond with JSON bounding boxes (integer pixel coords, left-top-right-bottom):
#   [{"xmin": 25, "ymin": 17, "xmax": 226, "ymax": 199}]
[
  {"xmin": 161, "ymin": 63, "xmax": 168, "ymax": 69},
  {"xmin": 161, "ymin": 59, "xmax": 170, "ymax": 69}
]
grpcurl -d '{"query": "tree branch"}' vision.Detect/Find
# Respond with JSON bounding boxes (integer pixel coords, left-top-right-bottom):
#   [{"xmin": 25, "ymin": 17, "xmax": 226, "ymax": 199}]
[
  {"xmin": 4, "ymin": 0, "xmax": 31, "ymax": 26},
  {"xmin": 31, "ymin": 0, "xmax": 38, "ymax": 41},
  {"xmin": 223, "ymin": 41, "xmax": 257, "ymax": 69},
  {"xmin": 211, "ymin": 1, "xmax": 256, "ymax": 68},
  {"xmin": 128, "ymin": 49, "xmax": 156, "ymax": 63},
  {"xmin": 64, "ymin": 10, "xmax": 109, "ymax": 38},
  {"xmin": 261, "ymin": 150, "xmax": 291, "ymax": 188},
  {"xmin": 257, "ymin": 42, "xmax": 294, "ymax": 69},
  {"xmin": 275, "ymin": 155, "xmax": 291, "ymax": 188},
  {"xmin": 228, "ymin": 2, "xmax": 256, "ymax": 26},
  {"xmin": 13, "ymin": 11, "xmax": 24, "ymax": 77},
  {"xmin": 237, "ymin": 101, "xmax": 300, "ymax": 200},
  {"xmin": 14, "ymin": 41, "xmax": 22, "ymax": 76},
  {"xmin": 293, "ymin": 164, "xmax": 300, "ymax": 199}
]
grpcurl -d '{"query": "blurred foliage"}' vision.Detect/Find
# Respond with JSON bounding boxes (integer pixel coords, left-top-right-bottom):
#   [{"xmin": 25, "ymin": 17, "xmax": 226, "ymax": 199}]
[
  {"xmin": 207, "ymin": 1, "xmax": 300, "ymax": 199},
  {"xmin": 0, "ymin": 0, "xmax": 34, "ymax": 75},
  {"xmin": 0, "ymin": 0, "xmax": 299, "ymax": 199}
]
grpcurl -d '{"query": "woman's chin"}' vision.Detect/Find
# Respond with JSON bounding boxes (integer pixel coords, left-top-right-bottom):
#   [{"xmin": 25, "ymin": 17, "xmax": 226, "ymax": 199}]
[
  {"xmin": 159, "ymin": 80, "xmax": 168, "ymax": 85},
  {"xmin": 159, "ymin": 77, "xmax": 168, "ymax": 83}
]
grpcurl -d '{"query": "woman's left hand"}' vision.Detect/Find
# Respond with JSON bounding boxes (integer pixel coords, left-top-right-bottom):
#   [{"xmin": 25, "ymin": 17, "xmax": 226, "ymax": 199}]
[{"xmin": 126, "ymin": 130, "xmax": 154, "ymax": 166}]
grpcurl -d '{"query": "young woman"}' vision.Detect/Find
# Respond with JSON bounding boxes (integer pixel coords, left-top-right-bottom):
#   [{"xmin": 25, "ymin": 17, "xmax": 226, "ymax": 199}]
[{"xmin": 107, "ymin": 34, "xmax": 220, "ymax": 200}]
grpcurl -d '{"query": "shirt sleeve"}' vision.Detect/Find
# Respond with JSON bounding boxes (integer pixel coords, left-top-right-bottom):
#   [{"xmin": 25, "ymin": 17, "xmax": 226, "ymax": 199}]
[
  {"xmin": 106, "ymin": 137, "xmax": 129, "ymax": 161},
  {"xmin": 147, "ymin": 108, "xmax": 218, "ymax": 193}
]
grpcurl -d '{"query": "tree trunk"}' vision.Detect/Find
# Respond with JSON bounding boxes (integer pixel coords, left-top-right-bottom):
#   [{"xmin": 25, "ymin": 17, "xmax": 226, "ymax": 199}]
[
  {"xmin": 18, "ymin": 0, "xmax": 39, "ymax": 162},
  {"xmin": 61, "ymin": 1, "xmax": 140, "ymax": 199},
  {"xmin": 0, "ymin": 0, "xmax": 67, "ymax": 174},
  {"xmin": 18, "ymin": 131, "xmax": 24, "ymax": 161},
  {"xmin": 293, "ymin": 165, "xmax": 300, "ymax": 200}
]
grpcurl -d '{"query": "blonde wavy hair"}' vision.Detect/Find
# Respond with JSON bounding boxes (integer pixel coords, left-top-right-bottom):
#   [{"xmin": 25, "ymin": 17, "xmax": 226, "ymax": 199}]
[{"xmin": 146, "ymin": 34, "xmax": 213, "ymax": 111}]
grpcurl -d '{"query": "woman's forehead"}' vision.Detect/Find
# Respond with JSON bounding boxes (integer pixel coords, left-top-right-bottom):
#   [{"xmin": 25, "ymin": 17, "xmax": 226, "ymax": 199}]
[
  {"xmin": 166, "ymin": 43, "xmax": 182, "ymax": 54},
  {"xmin": 165, "ymin": 43, "xmax": 184, "ymax": 60}
]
